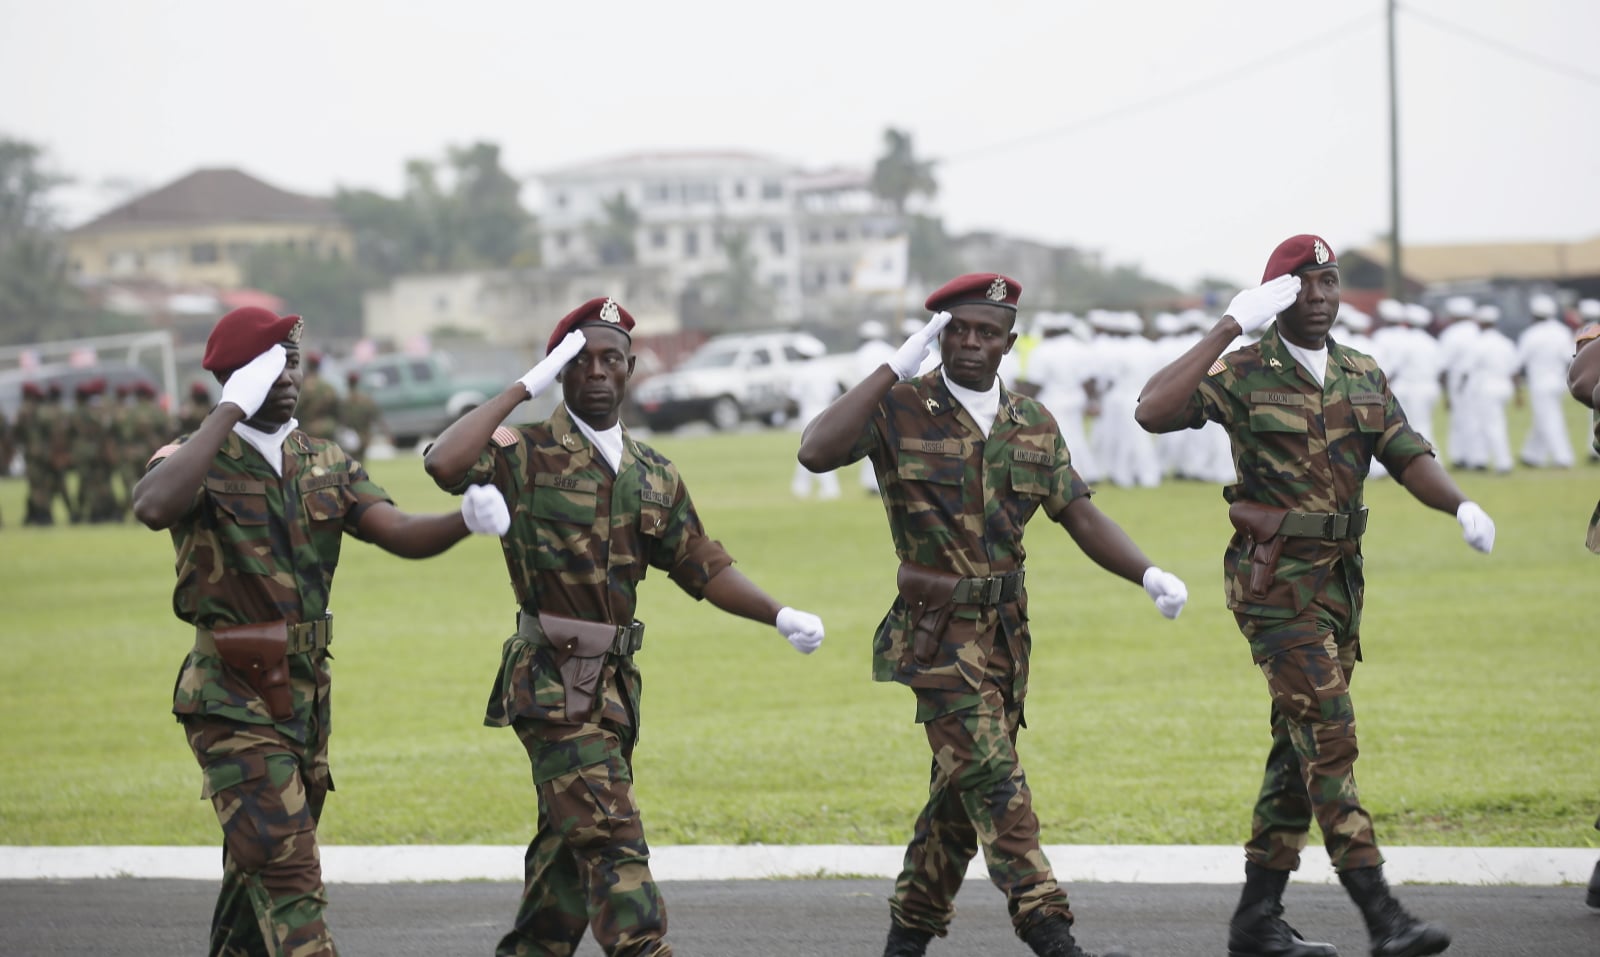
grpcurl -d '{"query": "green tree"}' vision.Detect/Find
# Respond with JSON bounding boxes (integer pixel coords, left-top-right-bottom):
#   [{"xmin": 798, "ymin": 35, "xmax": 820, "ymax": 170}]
[
  {"xmin": 906, "ymin": 213, "xmax": 961, "ymax": 287},
  {"xmin": 590, "ymin": 191, "xmax": 639, "ymax": 266},
  {"xmin": 680, "ymin": 230, "xmax": 773, "ymax": 332},
  {"xmin": 870, "ymin": 127, "xmax": 938, "ymax": 215},
  {"xmin": 244, "ymin": 245, "xmax": 374, "ymax": 340},
  {"xmin": 0, "ymin": 137, "xmax": 94, "ymax": 345}
]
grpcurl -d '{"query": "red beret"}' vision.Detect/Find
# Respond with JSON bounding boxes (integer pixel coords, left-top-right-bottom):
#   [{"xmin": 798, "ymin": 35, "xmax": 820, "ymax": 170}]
[
  {"xmin": 21, "ymin": 382, "xmax": 43, "ymax": 399},
  {"xmin": 189, "ymin": 380, "xmax": 212, "ymax": 400},
  {"xmin": 924, "ymin": 273, "xmax": 1022, "ymax": 313},
  {"xmin": 346, "ymin": 370, "xmax": 362, "ymax": 386},
  {"xmin": 1262, "ymin": 234, "xmax": 1337, "ymax": 283},
  {"xmin": 75, "ymin": 377, "xmax": 106, "ymax": 397},
  {"xmin": 135, "ymin": 380, "xmax": 158, "ymax": 398},
  {"xmin": 546, "ymin": 297, "xmax": 636, "ymax": 355},
  {"xmin": 203, "ymin": 306, "xmax": 304, "ymax": 373}
]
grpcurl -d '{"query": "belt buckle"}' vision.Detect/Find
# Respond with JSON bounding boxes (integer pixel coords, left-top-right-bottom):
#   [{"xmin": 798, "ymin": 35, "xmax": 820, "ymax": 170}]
[{"xmin": 983, "ymin": 576, "xmax": 1002, "ymax": 604}]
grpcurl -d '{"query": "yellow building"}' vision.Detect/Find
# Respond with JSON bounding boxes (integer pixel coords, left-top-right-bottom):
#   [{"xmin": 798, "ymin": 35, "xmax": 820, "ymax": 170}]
[{"xmin": 67, "ymin": 168, "xmax": 353, "ymax": 288}]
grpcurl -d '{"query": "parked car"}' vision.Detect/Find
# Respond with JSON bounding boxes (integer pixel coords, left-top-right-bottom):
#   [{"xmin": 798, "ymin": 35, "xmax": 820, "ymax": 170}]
[
  {"xmin": 354, "ymin": 352, "xmax": 508, "ymax": 447},
  {"xmin": 630, "ymin": 331, "xmax": 852, "ymax": 432}
]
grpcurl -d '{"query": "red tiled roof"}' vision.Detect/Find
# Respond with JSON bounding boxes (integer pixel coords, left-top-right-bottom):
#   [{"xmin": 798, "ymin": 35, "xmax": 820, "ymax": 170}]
[{"xmin": 72, "ymin": 168, "xmax": 339, "ymax": 233}]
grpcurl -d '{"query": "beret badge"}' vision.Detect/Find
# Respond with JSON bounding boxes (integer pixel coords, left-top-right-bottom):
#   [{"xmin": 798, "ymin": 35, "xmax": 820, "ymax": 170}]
[
  {"xmin": 599, "ymin": 298, "xmax": 621, "ymax": 324},
  {"xmin": 1313, "ymin": 239, "xmax": 1330, "ymax": 266},
  {"xmin": 986, "ymin": 277, "xmax": 1009, "ymax": 302},
  {"xmin": 287, "ymin": 319, "xmax": 305, "ymax": 344}
]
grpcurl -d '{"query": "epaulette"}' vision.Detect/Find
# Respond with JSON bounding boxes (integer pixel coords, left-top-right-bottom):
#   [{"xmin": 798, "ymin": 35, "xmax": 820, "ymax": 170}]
[{"xmin": 492, "ymin": 426, "xmax": 519, "ymax": 448}]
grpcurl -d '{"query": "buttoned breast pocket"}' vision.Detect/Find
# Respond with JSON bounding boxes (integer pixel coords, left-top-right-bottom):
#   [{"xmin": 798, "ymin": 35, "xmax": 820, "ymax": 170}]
[
  {"xmin": 299, "ymin": 472, "xmax": 350, "ymax": 526},
  {"xmin": 205, "ymin": 478, "xmax": 272, "ymax": 574},
  {"xmin": 895, "ymin": 438, "xmax": 965, "ymax": 529},
  {"xmin": 528, "ymin": 474, "xmax": 600, "ymax": 571},
  {"xmin": 1247, "ymin": 392, "xmax": 1311, "ymax": 475}
]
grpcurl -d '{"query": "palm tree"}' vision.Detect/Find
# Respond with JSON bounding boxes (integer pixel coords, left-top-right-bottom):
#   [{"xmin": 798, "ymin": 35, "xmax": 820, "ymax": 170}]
[
  {"xmin": 593, "ymin": 191, "xmax": 640, "ymax": 266},
  {"xmin": 870, "ymin": 128, "xmax": 938, "ymax": 215}
]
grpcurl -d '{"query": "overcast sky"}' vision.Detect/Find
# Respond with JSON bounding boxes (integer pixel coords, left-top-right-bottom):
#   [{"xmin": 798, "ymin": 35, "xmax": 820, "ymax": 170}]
[{"xmin": 3, "ymin": 0, "xmax": 1596, "ymax": 290}]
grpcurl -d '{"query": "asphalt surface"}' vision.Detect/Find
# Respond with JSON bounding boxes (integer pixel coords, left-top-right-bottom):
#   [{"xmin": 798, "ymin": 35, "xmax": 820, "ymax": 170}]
[{"xmin": 3, "ymin": 878, "xmax": 1597, "ymax": 956}]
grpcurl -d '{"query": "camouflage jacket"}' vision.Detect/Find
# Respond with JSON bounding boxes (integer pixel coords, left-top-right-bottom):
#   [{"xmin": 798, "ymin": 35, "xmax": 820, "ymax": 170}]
[
  {"xmin": 70, "ymin": 403, "xmax": 115, "ymax": 467},
  {"xmin": 1588, "ymin": 410, "xmax": 1600, "ymax": 554},
  {"xmin": 1170, "ymin": 325, "xmax": 1432, "ymax": 619},
  {"xmin": 341, "ymin": 391, "xmax": 383, "ymax": 444},
  {"xmin": 842, "ymin": 371, "xmax": 1091, "ymax": 703},
  {"xmin": 436, "ymin": 404, "xmax": 734, "ymax": 729},
  {"xmin": 298, "ymin": 376, "xmax": 342, "ymax": 439},
  {"xmin": 116, "ymin": 399, "xmax": 171, "ymax": 461},
  {"xmin": 149, "ymin": 431, "xmax": 392, "ymax": 744}
]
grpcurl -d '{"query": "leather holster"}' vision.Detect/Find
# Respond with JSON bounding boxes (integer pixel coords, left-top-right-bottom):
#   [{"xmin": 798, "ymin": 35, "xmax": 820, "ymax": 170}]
[
  {"xmin": 896, "ymin": 563, "xmax": 961, "ymax": 664},
  {"xmin": 1228, "ymin": 501, "xmax": 1289, "ymax": 601},
  {"xmin": 538, "ymin": 613, "xmax": 623, "ymax": 722},
  {"xmin": 211, "ymin": 621, "xmax": 293, "ymax": 721}
]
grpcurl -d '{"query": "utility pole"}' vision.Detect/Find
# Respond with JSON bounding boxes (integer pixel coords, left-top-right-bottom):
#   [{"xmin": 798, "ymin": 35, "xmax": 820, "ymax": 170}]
[{"xmin": 1387, "ymin": 0, "xmax": 1404, "ymax": 300}]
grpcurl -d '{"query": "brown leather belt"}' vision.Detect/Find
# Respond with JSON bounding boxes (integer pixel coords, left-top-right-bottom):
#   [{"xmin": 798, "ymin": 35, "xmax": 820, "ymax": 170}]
[
  {"xmin": 1279, "ymin": 508, "xmax": 1368, "ymax": 540},
  {"xmin": 516, "ymin": 611, "xmax": 645, "ymax": 656},
  {"xmin": 194, "ymin": 615, "xmax": 332, "ymax": 656}
]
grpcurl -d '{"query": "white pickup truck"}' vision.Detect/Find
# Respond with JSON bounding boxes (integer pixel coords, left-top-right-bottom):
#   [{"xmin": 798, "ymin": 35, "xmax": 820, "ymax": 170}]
[{"xmin": 630, "ymin": 331, "xmax": 855, "ymax": 432}]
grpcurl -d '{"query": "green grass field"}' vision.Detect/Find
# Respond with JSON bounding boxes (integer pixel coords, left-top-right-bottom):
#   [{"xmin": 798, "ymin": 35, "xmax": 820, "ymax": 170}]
[{"xmin": 1, "ymin": 404, "xmax": 1597, "ymax": 850}]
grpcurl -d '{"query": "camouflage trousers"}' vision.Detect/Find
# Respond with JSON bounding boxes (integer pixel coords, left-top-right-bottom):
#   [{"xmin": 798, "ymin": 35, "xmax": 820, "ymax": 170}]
[
  {"xmin": 499, "ymin": 718, "xmax": 669, "ymax": 957},
  {"xmin": 183, "ymin": 716, "xmax": 337, "ymax": 957},
  {"xmin": 24, "ymin": 461, "xmax": 71, "ymax": 524},
  {"xmin": 891, "ymin": 640, "xmax": 1071, "ymax": 939},
  {"xmin": 74, "ymin": 461, "xmax": 119, "ymax": 523},
  {"xmin": 1235, "ymin": 565, "xmax": 1382, "ymax": 873}
]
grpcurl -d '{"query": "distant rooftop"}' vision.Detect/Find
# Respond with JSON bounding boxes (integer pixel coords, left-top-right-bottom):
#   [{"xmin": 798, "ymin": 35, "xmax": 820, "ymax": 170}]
[
  {"xmin": 72, "ymin": 168, "xmax": 340, "ymax": 233},
  {"xmin": 539, "ymin": 150, "xmax": 792, "ymax": 178},
  {"xmin": 1358, "ymin": 236, "xmax": 1600, "ymax": 283}
]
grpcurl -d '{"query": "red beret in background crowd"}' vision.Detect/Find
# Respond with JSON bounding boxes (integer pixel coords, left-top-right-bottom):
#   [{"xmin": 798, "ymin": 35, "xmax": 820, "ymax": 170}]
[
  {"xmin": 924, "ymin": 273, "xmax": 1023, "ymax": 313},
  {"xmin": 189, "ymin": 381, "xmax": 212, "ymax": 400},
  {"xmin": 202, "ymin": 306, "xmax": 304, "ymax": 373},
  {"xmin": 1262, "ymin": 234, "xmax": 1337, "ymax": 283},
  {"xmin": 135, "ymin": 380, "xmax": 158, "ymax": 399},
  {"xmin": 75, "ymin": 377, "xmax": 106, "ymax": 398},
  {"xmin": 546, "ymin": 297, "xmax": 636, "ymax": 354},
  {"xmin": 346, "ymin": 370, "xmax": 362, "ymax": 386},
  {"xmin": 21, "ymin": 382, "xmax": 43, "ymax": 399}
]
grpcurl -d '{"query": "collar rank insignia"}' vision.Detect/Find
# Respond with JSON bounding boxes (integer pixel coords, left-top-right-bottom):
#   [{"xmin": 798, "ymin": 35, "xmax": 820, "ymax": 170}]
[
  {"xmin": 1313, "ymin": 239, "xmax": 1329, "ymax": 266},
  {"xmin": 925, "ymin": 397, "xmax": 940, "ymax": 413},
  {"xmin": 986, "ymin": 277, "xmax": 1008, "ymax": 302},
  {"xmin": 562, "ymin": 433, "xmax": 580, "ymax": 449},
  {"xmin": 598, "ymin": 298, "xmax": 621, "ymax": 323},
  {"xmin": 1269, "ymin": 357, "xmax": 1284, "ymax": 370},
  {"xmin": 287, "ymin": 319, "xmax": 304, "ymax": 344}
]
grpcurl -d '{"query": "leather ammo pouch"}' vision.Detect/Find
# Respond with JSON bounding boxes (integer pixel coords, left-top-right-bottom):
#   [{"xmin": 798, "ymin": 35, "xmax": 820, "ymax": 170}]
[
  {"xmin": 521, "ymin": 612, "xmax": 645, "ymax": 720},
  {"xmin": 1228, "ymin": 502, "xmax": 1289, "ymax": 601},
  {"xmin": 211, "ymin": 621, "xmax": 293, "ymax": 721},
  {"xmin": 896, "ymin": 563, "xmax": 962, "ymax": 664}
]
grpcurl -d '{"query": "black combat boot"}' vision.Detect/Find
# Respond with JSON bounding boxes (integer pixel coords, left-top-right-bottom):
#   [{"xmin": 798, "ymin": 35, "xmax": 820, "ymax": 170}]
[
  {"xmin": 882, "ymin": 920, "xmax": 934, "ymax": 957},
  {"xmin": 1228, "ymin": 862, "xmax": 1338, "ymax": 957},
  {"xmin": 1338, "ymin": 866, "xmax": 1450, "ymax": 957},
  {"xmin": 1019, "ymin": 915, "xmax": 1129, "ymax": 957},
  {"xmin": 1586, "ymin": 857, "xmax": 1600, "ymax": 909}
]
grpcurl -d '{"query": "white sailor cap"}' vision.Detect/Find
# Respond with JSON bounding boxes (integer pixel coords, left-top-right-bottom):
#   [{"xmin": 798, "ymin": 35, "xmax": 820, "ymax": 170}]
[
  {"xmin": 1402, "ymin": 303, "xmax": 1433, "ymax": 327},
  {"xmin": 1529, "ymin": 293, "xmax": 1558, "ymax": 319},
  {"xmin": 1375, "ymin": 299, "xmax": 1405, "ymax": 322},
  {"xmin": 1473, "ymin": 304, "xmax": 1501, "ymax": 324}
]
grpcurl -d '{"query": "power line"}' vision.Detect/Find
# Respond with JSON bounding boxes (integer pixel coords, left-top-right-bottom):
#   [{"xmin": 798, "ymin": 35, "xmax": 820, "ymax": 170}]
[
  {"xmin": 935, "ymin": 7, "xmax": 1384, "ymax": 167},
  {"xmin": 1400, "ymin": 2, "xmax": 1600, "ymax": 90}
]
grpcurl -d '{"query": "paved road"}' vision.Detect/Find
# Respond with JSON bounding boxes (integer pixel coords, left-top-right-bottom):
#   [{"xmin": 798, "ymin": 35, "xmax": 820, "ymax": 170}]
[{"xmin": 4, "ymin": 878, "xmax": 1597, "ymax": 955}]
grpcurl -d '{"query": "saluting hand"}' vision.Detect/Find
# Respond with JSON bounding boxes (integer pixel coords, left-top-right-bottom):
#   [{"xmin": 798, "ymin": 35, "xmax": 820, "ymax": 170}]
[
  {"xmin": 218, "ymin": 344, "xmax": 287, "ymax": 418},
  {"xmin": 775, "ymin": 606, "xmax": 825, "ymax": 654},
  {"xmin": 1142, "ymin": 566, "xmax": 1189, "ymax": 620},
  {"xmin": 887, "ymin": 311, "xmax": 951, "ymax": 380},
  {"xmin": 1224, "ymin": 275, "xmax": 1302, "ymax": 335},
  {"xmin": 518, "ymin": 330, "xmax": 588, "ymax": 398}
]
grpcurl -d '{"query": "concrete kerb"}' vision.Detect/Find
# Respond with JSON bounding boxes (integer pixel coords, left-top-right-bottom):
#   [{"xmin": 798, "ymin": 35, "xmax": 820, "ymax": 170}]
[{"xmin": 2, "ymin": 845, "xmax": 1594, "ymax": 885}]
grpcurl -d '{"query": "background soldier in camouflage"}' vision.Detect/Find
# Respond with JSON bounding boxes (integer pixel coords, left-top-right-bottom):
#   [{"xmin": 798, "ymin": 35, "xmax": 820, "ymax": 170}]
[
  {"xmin": 296, "ymin": 351, "xmax": 342, "ymax": 441},
  {"xmin": 1562, "ymin": 313, "xmax": 1600, "ymax": 910},
  {"xmin": 180, "ymin": 380, "xmax": 214, "ymax": 433},
  {"xmin": 132, "ymin": 305, "xmax": 494, "ymax": 957},
  {"xmin": 115, "ymin": 380, "xmax": 172, "ymax": 518},
  {"xmin": 425, "ymin": 296, "xmax": 826, "ymax": 957},
  {"xmin": 25, "ymin": 382, "xmax": 76, "ymax": 524},
  {"xmin": 339, "ymin": 369, "xmax": 384, "ymax": 461},
  {"xmin": 0, "ymin": 402, "xmax": 11, "ymax": 527},
  {"xmin": 1137, "ymin": 235, "xmax": 1495, "ymax": 957},
  {"xmin": 70, "ymin": 377, "xmax": 120, "ymax": 523},
  {"xmin": 799, "ymin": 272, "xmax": 1187, "ymax": 957}
]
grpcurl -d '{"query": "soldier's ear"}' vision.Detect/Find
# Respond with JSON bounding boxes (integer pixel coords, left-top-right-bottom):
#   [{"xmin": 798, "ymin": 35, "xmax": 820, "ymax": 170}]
[{"xmin": 626, "ymin": 356, "xmax": 636, "ymax": 379}]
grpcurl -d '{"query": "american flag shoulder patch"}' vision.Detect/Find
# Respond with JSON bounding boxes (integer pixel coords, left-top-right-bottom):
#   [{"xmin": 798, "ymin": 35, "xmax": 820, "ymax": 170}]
[
  {"xmin": 1207, "ymin": 358, "xmax": 1227, "ymax": 375},
  {"xmin": 147, "ymin": 442, "xmax": 181, "ymax": 466},
  {"xmin": 492, "ymin": 426, "xmax": 518, "ymax": 447}
]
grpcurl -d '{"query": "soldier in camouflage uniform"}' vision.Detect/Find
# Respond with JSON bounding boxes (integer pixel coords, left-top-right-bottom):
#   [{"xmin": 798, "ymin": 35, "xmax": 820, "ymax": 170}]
[
  {"xmin": 70, "ymin": 377, "xmax": 121, "ymax": 523},
  {"xmin": 0, "ymin": 402, "xmax": 12, "ymax": 527},
  {"xmin": 339, "ymin": 370, "xmax": 384, "ymax": 462},
  {"xmin": 424, "ymin": 296, "xmax": 827, "ymax": 957},
  {"xmin": 799, "ymin": 273, "xmax": 1188, "ymax": 957},
  {"xmin": 115, "ymin": 380, "xmax": 173, "ymax": 518},
  {"xmin": 1137, "ymin": 236, "xmax": 1495, "ymax": 957},
  {"xmin": 180, "ymin": 380, "xmax": 214, "ymax": 434},
  {"xmin": 1563, "ymin": 314, "xmax": 1600, "ymax": 910},
  {"xmin": 297, "ymin": 352, "xmax": 342, "ymax": 441},
  {"xmin": 132, "ymin": 305, "xmax": 495, "ymax": 957},
  {"xmin": 25, "ymin": 382, "xmax": 76, "ymax": 524}
]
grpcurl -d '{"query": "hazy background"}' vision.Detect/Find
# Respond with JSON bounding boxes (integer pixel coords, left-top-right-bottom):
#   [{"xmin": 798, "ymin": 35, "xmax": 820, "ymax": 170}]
[{"xmin": 3, "ymin": 0, "xmax": 1596, "ymax": 287}]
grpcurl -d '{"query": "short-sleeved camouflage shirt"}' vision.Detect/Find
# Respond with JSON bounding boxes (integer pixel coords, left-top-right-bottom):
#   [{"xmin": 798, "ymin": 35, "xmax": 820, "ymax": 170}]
[
  {"xmin": 150, "ymin": 430, "xmax": 392, "ymax": 751},
  {"xmin": 840, "ymin": 372, "xmax": 1091, "ymax": 705},
  {"xmin": 437, "ymin": 404, "xmax": 733, "ymax": 729},
  {"xmin": 1171, "ymin": 324, "xmax": 1432, "ymax": 622}
]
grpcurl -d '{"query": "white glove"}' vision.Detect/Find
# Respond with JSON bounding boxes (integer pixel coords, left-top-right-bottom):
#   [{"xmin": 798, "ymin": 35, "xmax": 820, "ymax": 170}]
[
  {"xmin": 1224, "ymin": 275, "xmax": 1302, "ymax": 335},
  {"xmin": 1141, "ymin": 566, "xmax": 1188, "ymax": 620},
  {"xmin": 461, "ymin": 483, "xmax": 511, "ymax": 536},
  {"xmin": 1456, "ymin": 501, "xmax": 1495, "ymax": 553},
  {"xmin": 518, "ymin": 330, "xmax": 587, "ymax": 398},
  {"xmin": 218, "ymin": 344, "xmax": 287, "ymax": 418},
  {"xmin": 775, "ymin": 606, "xmax": 825, "ymax": 654},
  {"xmin": 887, "ymin": 311, "xmax": 951, "ymax": 380}
]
